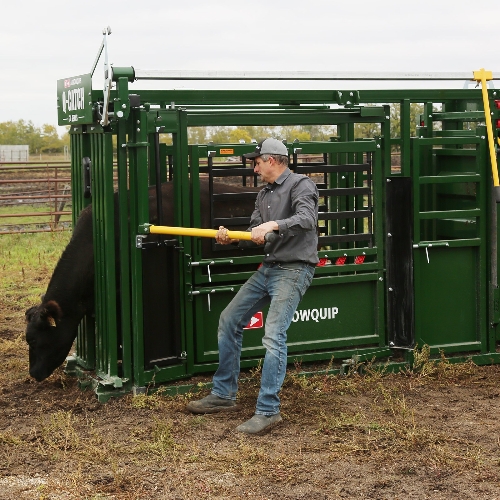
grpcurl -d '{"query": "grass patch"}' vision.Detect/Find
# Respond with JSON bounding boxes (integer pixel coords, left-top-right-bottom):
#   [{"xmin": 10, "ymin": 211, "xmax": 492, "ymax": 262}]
[
  {"xmin": 0, "ymin": 204, "xmax": 72, "ymax": 231},
  {"xmin": 0, "ymin": 231, "xmax": 70, "ymax": 309}
]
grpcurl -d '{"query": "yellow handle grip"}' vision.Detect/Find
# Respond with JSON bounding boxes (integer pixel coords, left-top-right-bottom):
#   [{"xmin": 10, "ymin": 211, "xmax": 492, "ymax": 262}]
[{"xmin": 148, "ymin": 225, "xmax": 253, "ymax": 240}]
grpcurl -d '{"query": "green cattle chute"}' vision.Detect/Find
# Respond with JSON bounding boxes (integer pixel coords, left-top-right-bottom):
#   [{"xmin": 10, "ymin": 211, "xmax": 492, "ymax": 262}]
[{"xmin": 63, "ymin": 36, "xmax": 500, "ymax": 401}]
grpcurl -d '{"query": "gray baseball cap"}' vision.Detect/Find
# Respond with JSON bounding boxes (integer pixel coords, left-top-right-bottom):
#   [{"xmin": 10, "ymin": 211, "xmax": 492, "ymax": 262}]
[{"xmin": 243, "ymin": 138, "xmax": 288, "ymax": 159}]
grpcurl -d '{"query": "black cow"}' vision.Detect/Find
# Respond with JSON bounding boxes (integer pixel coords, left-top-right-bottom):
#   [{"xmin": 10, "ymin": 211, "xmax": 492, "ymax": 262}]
[{"xmin": 25, "ymin": 179, "xmax": 260, "ymax": 382}]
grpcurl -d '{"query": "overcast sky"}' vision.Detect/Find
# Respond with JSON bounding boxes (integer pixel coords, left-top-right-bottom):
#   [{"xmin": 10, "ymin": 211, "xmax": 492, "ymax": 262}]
[{"xmin": 1, "ymin": 0, "xmax": 499, "ymax": 135}]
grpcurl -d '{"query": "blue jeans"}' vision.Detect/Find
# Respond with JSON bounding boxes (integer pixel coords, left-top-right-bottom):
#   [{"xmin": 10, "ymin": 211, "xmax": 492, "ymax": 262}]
[{"xmin": 211, "ymin": 261, "xmax": 315, "ymax": 415}]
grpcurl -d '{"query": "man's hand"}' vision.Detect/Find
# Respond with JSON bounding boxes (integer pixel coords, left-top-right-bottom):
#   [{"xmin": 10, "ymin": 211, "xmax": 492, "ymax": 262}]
[
  {"xmin": 251, "ymin": 221, "xmax": 278, "ymax": 245},
  {"xmin": 215, "ymin": 226, "xmax": 238, "ymax": 245}
]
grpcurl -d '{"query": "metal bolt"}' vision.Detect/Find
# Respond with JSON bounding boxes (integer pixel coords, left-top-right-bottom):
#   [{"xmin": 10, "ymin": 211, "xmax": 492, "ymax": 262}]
[
  {"xmin": 376, "ymin": 144, "xmax": 381, "ymax": 148},
  {"xmin": 137, "ymin": 128, "xmax": 141, "ymax": 132},
  {"xmin": 387, "ymin": 178, "xmax": 391, "ymax": 182},
  {"xmin": 387, "ymin": 233, "xmax": 392, "ymax": 237},
  {"xmin": 379, "ymin": 277, "xmax": 383, "ymax": 281},
  {"xmin": 388, "ymin": 287, "xmax": 393, "ymax": 291},
  {"xmin": 122, "ymin": 104, "xmax": 127, "ymax": 109},
  {"xmin": 137, "ymin": 120, "xmax": 140, "ymax": 124}
]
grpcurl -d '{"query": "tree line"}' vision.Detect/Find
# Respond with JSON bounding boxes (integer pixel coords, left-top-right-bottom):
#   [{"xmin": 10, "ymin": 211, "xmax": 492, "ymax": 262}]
[
  {"xmin": 0, "ymin": 120, "xmax": 70, "ymax": 155},
  {"xmin": 0, "ymin": 104, "xmax": 423, "ymax": 155}
]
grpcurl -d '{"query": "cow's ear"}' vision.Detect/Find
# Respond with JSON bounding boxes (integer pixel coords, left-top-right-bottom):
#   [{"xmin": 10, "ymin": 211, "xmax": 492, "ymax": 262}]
[
  {"xmin": 25, "ymin": 306, "xmax": 38, "ymax": 323},
  {"xmin": 41, "ymin": 300, "xmax": 62, "ymax": 327}
]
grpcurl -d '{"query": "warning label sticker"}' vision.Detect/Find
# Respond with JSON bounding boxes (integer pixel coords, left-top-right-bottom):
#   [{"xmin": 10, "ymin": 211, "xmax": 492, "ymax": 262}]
[{"xmin": 244, "ymin": 311, "xmax": 264, "ymax": 329}]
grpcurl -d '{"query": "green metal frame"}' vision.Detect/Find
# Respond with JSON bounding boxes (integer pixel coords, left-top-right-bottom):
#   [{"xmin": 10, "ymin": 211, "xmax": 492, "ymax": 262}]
[{"xmin": 62, "ymin": 67, "xmax": 500, "ymax": 400}]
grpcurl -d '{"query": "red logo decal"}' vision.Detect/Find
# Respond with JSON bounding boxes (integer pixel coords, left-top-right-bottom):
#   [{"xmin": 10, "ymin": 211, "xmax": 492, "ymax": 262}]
[
  {"xmin": 64, "ymin": 79, "xmax": 71, "ymax": 88},
  {"xmin": 244, "ymin": 311, "xmax": 264, "ymax": 329}
]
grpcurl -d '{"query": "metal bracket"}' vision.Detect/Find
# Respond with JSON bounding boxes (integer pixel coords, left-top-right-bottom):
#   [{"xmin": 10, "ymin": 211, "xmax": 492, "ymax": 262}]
[
  {"xmin": 189, "ymin": 259, "xmax": 234, "ymax": 267},
  {"xmin": 189, "ymin": 286, "xmax": 235, "ymax": 297},
  {"xmin": 136, "ymin": 234, "xmax": 179, "ymax": 249},
  {"xmin": 136, "ymin": 235, "xmax": 146, "ymax": 249},
  {"xmin": 98, "ymin": 375, "xmax": 127, "ymax": 388},
  {"xmin": 340, "ymin": 348, "xmax": 393, "ymax": 375},
  {"xmin": 100, "ymin": 27, "xmax": 113, "ymax": 126},
  {"xmin": 413, "ymin": 241, "xmax": 450, "ymax": 264}
]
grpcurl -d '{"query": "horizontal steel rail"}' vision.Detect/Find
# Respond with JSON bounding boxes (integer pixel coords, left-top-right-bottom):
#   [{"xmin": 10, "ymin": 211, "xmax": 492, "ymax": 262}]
[{"xmin": 133, "ymin": 70, "xmax": 500, "ymax": 81}]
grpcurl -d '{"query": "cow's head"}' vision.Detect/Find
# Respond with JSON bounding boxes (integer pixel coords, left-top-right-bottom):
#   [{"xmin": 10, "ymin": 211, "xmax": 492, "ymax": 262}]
[{"xmin": 25, "ymin": 300, "xmax": 74, "ymax": 381}]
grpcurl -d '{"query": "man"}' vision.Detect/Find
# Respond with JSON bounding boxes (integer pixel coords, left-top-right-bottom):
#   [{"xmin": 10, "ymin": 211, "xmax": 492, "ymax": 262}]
[{"xmin": 187, "ymin": 138, "xmax": 319, "ymax": 434}]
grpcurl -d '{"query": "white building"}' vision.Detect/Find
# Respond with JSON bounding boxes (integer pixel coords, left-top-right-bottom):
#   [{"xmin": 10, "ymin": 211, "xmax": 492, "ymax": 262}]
[{"xmin": 0, "ymin": 145, "xmax": 29, "ymax": 161}]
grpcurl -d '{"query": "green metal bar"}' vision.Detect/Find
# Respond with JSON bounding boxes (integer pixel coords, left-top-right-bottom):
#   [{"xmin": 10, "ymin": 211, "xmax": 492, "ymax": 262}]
[
  {"xmin": 116, "ymin": 113, "xmax": 132, "ymax": 382},
  {"xmin": 129, "ymin": 108, "xmax": 150, "ymax": 387},
  {"xmin": 70, "ymin": 130, "xmax": 95, "ymax": 371},
  {"xmin": 419, "ymin": 174, "xmax": 481, "ymax": 184},
  {"xmin": 186, "ymin": 111, "xmax": 380, "ymax": 128},
  {"xmin": 91, "ymin": 130, "xmax": 118, "ymax": 381},
  {"xmin": 415, "ymin": 136, "xmax": 481, "ymax": 146},
  {"xmin": 433, "ymin": 111, "xmax": 486, "ymax": 121},
  {"xmin": 176, "ymin": 110, "xmax": 192, "ymax": 379},
  {"xmin": 418, "ymin": 209, "xmax": 481, "ymax": 219},
  {"xmin": 477, "ymin": 135, "xmax": 488, "ymax": 352},
  {"xmin": 414, "ymin": 239, "xmax": 480, "ymax": 248},
  {"xmin": 109, "ymin": 88, "xmax": 489, "ymax": 107},
  {"xmin": 401, "ymin": 99, "xmax": 411, "ymax": 177},
  {"xmin": 372, "ymin": 142, "xmax": 386, "ymax": 346}
]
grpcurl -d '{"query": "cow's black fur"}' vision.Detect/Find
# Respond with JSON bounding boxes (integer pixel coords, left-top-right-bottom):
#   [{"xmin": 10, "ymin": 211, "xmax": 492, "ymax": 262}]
[{"xmin": 25, "ymin": 179, "xmax": 260, "ymax": 381}]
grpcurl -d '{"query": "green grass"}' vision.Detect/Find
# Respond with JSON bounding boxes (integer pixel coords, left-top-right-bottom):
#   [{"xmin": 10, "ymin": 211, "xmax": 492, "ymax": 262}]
[
  {"xmin": 0, "ymin": 231, "xmax": 71, "ymax": 268},
  {"xmin": 0, "ymin": 231, "xmax": 71, "ymax": 310},
  {"xmin": 0, "ymin": 204, "xmax": 72, "ymax": 228}
]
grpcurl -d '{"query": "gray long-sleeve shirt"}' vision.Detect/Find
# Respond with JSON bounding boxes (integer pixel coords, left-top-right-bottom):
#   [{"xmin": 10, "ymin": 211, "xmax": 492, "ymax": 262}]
[{"xmin": 249, "ymin": 168, "xmax": 319, "ymax": 265}]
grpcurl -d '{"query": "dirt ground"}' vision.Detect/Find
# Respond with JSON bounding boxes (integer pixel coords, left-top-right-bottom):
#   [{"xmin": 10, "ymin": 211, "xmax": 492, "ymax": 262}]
[{"xmin": 1, "ymin": 264, "xmax": 500, "ymax": 499}]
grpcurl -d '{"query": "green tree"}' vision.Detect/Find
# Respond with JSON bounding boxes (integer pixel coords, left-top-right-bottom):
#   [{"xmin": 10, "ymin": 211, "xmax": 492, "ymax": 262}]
[
  {"xmin": 188, "ymin": 127, "xmax": 208, "ymax": 145},
  {"xmin": 294, "ymin": 125, "xmax": 335, "ymax": 141},
  {"xmin": 390, "ymin": 102, "xmax": 424, "ymax": 141},
  {"xmin": 229, "ymin": 128, "xmax": 252, "ymax": 144},
  {"xmin": 40, "ymin": 124, "xmax": 64, "ymax": 153},
  {"xmin": 208, "ymin": 126, "xmax": 232, "ymax": 144},
  {"xmin": 278, "ymin": 126, "xmax": 310, "ymax": 142},
  {"xmin": 354, "ymin": 121, "xmax": 382, "ymax": 139},
  {"xmin": 0, "ymin": 120, "xmax": 67, "ymax": 154}
]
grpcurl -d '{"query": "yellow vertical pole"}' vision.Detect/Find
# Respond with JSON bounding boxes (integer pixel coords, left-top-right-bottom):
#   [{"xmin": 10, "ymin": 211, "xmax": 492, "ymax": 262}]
[{"xmin": 473, "ymin": 69, "xmax": 499, "ymax": 187}]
